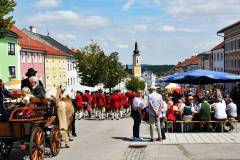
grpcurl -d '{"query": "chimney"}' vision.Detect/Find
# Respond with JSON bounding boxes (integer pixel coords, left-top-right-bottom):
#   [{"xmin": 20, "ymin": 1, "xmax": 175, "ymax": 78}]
[{"xmin": 29, "ymin": 25, "xmax": 37, "ymax": 33}]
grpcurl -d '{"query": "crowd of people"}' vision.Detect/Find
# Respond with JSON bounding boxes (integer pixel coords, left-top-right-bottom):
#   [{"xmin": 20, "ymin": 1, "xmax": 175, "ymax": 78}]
[
  {"xmin": 130, "ymin": 85, "xmax": 239, "ymax": 142},
  {"xmin": 72, "ymin": 89, "xmax": 135, "ymax": 121},
  {"xmin": 1, "ymin": 68, "xmax": 239, "ymax": 144}
]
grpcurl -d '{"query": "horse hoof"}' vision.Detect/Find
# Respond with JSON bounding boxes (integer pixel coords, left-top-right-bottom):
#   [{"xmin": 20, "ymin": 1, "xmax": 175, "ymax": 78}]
[{"xmin": 65, "ymin": 144, "xmax": 70, "ymax": 148}]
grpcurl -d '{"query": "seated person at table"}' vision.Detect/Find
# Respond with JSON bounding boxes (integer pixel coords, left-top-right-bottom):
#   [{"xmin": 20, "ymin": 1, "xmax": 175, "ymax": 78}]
[
  {"xmin": 226, "ymin": 98, "xmax": 237, "ymax": 119},
  {"xmin": 199, "ymin": 97, "xmax": 211, "ymax": 121},
  {"xmin": 212, "ymin": 98, "xmax": 227, "ymax": 121},
  {"xmin": 181, "ymin": 98, "xmax": 197, "ymax": 121}
]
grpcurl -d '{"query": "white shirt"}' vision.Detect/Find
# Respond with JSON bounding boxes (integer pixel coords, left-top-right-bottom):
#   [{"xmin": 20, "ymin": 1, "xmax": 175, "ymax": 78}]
[
  {"xmin": 160, "ymin": 101, "xmax": 167, "ymax": 118},
  {"xmin": 147, "ymin": 91, "xmax": 162, "ymax": 117},
  {"xmin": 226, "ymin": 102, "xmax": 237, "ymax": 118},
  {"xmin": 212, "ymin": 101, "xmax": 227, "ymax": 119},
  {"xmin": 132, "ymin": 97, "xmax": 145, "ymax": 110}
]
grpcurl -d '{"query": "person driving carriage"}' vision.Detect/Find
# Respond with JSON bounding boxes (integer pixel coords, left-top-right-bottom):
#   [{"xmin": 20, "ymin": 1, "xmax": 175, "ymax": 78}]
[
  {"xmin": 0, "ymin": 79, "xmax": 12, "ymax": 120},
  {"xmin": 21, "ymin": 68, "xmax": 44, "ymax": 91},
  {"xmin": 29, "ymin": 76, "xmax": 46, "ymax": 98}
]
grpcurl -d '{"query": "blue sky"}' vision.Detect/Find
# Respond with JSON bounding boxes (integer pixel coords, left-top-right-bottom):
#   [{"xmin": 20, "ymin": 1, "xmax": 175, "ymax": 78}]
[{"xmin": 13, "ymin": 0, "xmax": 240, "ymax": 65}]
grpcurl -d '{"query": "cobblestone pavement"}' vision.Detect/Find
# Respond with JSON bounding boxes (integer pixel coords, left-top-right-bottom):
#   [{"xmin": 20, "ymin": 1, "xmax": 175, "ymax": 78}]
[
  {"xmin": 6, "ymin": 117, "xmax": 240, "ymax": 160},
  {"xmin": 121, "ymin": 121, "xmax": 240, "ymax": 160}
]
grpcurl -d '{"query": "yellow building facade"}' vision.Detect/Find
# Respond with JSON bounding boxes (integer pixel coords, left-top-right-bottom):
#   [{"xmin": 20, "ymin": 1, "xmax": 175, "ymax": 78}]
[{"xmin": 45, "ymin": 55, "xmax": 67, "ymax": 90}]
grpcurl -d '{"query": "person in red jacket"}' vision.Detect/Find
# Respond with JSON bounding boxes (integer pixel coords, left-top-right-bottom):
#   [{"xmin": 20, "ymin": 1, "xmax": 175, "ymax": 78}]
[
  {"xmin": 105, "ymin": 93, "xmax": 111, "ymax": 119},
  {"xmin": 95, "ymin": 89, "xmax": 106, "ymax": 120},
  {"xmin": 82, "ymin": 90, "xmax": 92, "ymax": 118},
  {"xmin": 91, "ymin": 92, "xmax": 97, "ymax": 117},
  {"xmin": 110, "ymin": 90, "xmax": 121, "ymax": 120},
  {"xmin": 123, "ymin": 93, "xmax": 130, "ymax": 115},
  {"xmin": 118, "ymin": 91, "xmax": 125, "ymax": 118},
  {"xmin": 75, "ymin": 91, "xmax": 83, "ymax": 120}
]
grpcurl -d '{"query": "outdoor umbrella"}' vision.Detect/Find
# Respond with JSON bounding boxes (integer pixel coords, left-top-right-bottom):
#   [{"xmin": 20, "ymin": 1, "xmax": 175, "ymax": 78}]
[{"xmin": 160, "ymin": 69, "xmax": 240, "ymax": 85}]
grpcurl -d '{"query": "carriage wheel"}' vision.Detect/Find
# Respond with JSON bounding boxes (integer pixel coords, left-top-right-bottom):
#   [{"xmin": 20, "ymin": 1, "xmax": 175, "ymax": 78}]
[
  {"xmin": 50, "ymin": 126, "xmax": 61, "ymax": 156},
  {"xmin": 30, "ymin": 127, "xmax": 45, "ymax": 160},
  {"xmin": 0, "ymin": 140, "xmax": 12, "ymax": 159}
]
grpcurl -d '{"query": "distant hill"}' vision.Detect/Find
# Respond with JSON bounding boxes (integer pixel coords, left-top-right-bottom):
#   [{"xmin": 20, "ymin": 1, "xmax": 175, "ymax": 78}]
[{"xmin": 126, "ymin": 64, "xmax": 174, "ymax": 76}]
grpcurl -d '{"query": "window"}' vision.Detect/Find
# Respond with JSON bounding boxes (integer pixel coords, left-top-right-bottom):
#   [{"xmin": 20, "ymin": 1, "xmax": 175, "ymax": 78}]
[
  {"xmin": 38, "ymin": 54, "xmax": 42, "ymax": 63},
  {"xmin": 34, "ymin": 54, "xmax": 38, "ymax": 63},
  {"xmin": 28, "ymin": 53, "xmax": 32, "ymax": 63},
  {"xmin": 8, "ymin": 43, "xmax": 15, "ymax": 55},
  {"xmin": 21, "ymin": 52, "xmax": 26, "ymax": 63},
  {"xmin": 221, "ymin": 53, "xmax": 223, "ymax": 61},
  {"xmin": 237, "ymin": 39, "xmax": 240, "ymax": 50},
  {"xmin": 8, "ymin": 66, "xmax": 16, "ymax": 78}
]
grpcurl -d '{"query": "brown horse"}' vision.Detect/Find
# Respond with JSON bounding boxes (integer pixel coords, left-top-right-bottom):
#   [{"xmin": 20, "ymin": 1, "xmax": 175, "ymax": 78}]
[{"xmin": 46, "ymin": 86, "xmax": 74, "ymax": 148}]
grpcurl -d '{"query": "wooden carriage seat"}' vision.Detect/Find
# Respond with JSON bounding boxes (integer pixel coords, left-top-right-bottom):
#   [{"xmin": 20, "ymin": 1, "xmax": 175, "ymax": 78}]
[{"xmin": 30, "ymin": 97, "xmax": 49, "ymax": 104}]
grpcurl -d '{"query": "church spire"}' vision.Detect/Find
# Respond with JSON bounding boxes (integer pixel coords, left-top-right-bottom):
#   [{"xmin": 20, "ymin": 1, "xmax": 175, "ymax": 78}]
[{"xmin": 133, "ymin": 41, "xmax": 140, "ymax": 55}]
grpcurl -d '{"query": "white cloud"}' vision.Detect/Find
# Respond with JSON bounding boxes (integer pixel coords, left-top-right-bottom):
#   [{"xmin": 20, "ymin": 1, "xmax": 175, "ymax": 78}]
[
  {"xmin": 26, "ymin": 10, "xmax": 110, "ymax": 27},
  {"xmin": 133, "ymin": 24, "xmax": 148, "ymax": 31},
  {"xmin": 35, "ymin": 0, "xmax": 61, "ymax": 8},
  {"xmin": 56, "ymin": 33, "xmax": 77, "ymax": 41},
  {"xmin": 116, "ymin": 44, "xmax": 129, "ymax": 49},
  {"xmin": 153, "ymin": 0, "xmax": 160, "ymax": 5},
  {"xmin": 194, "ymin": 41, "xmax": 220, "ymax": 51},
  {"xmin": 159, "ymin": 25, "xmax": 176, "ymax": 32},
  {"xmin": 166, "ymin": 0, "xmax": 240, "ymax": 20},
  {"xmin": 122, "ymin": 0, "xmax": 135, "ymax": 11},
  {"xmin": 158, "ymin": 25, "xmax": 201, "ymax": 33}
]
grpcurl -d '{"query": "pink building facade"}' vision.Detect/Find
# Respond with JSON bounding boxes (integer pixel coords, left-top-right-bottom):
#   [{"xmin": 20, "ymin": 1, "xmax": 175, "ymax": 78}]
[
  {"xmin": 20, "ymin": 49, "xmax": 45, "ymax": 84},
  {"xmin": 11, "ymin": 26, "xmax": 46, "ymax": 86}
]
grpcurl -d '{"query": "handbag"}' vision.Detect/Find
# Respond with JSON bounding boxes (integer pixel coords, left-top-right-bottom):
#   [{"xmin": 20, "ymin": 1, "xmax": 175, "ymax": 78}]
[{"xmin": 142, "ymin": 111, "xmax": 149, "ymax": 122}]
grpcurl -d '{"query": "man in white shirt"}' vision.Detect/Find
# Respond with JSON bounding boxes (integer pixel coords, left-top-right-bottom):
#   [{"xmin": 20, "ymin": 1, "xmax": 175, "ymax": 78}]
[
  {"xmin": 146, "ymin": 87, "xmax": 162, "ymax": 142},
  {"xmin": 212, "ymin": 99, "xmax": 227, "ymax": 120}
]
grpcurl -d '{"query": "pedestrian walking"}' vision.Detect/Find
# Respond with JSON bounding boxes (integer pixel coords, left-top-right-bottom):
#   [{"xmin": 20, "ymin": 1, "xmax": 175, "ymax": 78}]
[
  {"xmin": 110, "ymin": 90, "xmax": 121, "ymax": 120},
  {"xmin": 82, "ymin": 90, "xmax": 92, "ymax": 118},
  {"xmin": 146, "ymin": 86, "xmax": 162, "ymax": 142},
  {"xmin": 96, "ymin": 89, "xmax": 106, "ymax": 120},
  {"xmin": 75, "ymin": 91, "xmax": 83, "ymax": 120}
]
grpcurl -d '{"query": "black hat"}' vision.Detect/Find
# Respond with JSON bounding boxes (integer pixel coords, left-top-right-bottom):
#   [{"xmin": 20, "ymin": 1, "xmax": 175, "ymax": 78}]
[{"xmin": 25, "ymin": 68, "xmax": 37, "ymax": 77}]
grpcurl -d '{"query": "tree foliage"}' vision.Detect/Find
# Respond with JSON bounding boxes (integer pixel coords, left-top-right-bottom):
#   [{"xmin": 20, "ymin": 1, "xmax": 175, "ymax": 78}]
[
  {"xmin": 126, "ymin": 77, "xmax": 146, "ymax": 92},
  {"xmin": 75, "ymin": 42, "xmax": 127, "ymax": 88},
  {"xmin": 0, "ymin": 0, "xmax": 16, "ymax": 39},
  {"xmin": 75, "ymin": 42, "xmax": 108, "ymax": 87},
  {"xmin": 104, "ymin": 52, "xmax": 127, "ymax": 90}
]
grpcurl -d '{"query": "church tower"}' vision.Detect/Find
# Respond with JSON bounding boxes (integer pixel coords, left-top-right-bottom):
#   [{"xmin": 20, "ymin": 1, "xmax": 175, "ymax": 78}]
[{"xmin": 132, "ymin": 42, "xmax": 141, "ymax": 77}]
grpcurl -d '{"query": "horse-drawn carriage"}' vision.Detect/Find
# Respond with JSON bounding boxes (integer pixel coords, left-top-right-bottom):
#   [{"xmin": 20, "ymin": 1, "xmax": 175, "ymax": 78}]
[{"xmin": 0, "ymin": 97, "xmax": 61, "ymax": 160}]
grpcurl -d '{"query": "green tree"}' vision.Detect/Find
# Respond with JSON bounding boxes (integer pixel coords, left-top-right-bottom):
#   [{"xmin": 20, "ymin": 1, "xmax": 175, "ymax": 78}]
[
  {"xmin": 126, "ymin": 77, "xmax": 145, "ymax": 92},
  {"xmin": 0, "ymin": 0, "xmax": 16, "ymax": 38},
  {"xmin": 74, "ymin": 42, "xmax": 108, "ymax": 87},
  {"xmin": 104, "ymin": 52, "xmax": 127, "ymax": 91}
]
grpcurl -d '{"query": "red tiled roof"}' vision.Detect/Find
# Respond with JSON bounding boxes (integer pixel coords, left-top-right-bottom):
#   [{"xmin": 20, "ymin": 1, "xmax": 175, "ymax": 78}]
[
  {"xmin": 177, "ymin": 56, "xmax": 198, "ymax": 68},
  {"xmin": 211, "ymin": 42, "xmax": 224, "ymax": 51},
  {"xmin": 11, "ymin": 25, "xmax": 66, "ymax": 56},
  {"xmin": 163, "ymin": 55, "xmax": 199, "ymax": 76}
]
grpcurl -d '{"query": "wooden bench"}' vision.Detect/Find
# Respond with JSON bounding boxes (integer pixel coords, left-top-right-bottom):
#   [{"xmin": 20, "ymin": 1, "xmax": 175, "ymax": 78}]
[{"xmin": 175, "ymin": 120, "xmax": 239, "ymax": 133}]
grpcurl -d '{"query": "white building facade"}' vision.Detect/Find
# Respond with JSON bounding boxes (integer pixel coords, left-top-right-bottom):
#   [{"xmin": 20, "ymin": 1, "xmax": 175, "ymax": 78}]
[
  {"xmin": 211, "ymin": 43, "xmax": 224, "ymax": 72},
  {"xmin": 142, "ymin": 71, "xmax": 156, "ymax": 88}
]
